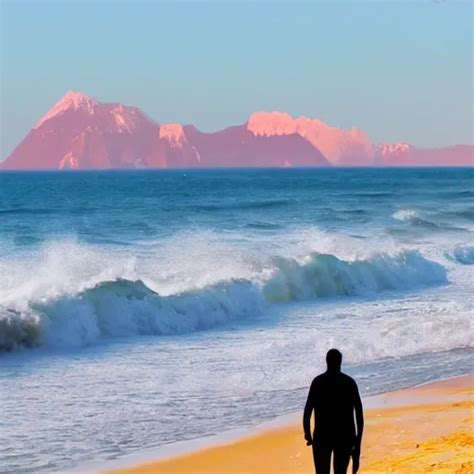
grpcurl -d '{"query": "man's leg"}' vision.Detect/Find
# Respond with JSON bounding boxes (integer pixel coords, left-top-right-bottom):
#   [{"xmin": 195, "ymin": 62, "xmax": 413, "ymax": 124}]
[
  {"xmin": 333, "ymin": 444, "xmax": 352, "ymax": 474},
  {"xmin": 312, "ymin": 443, "xmax": 331, "ymax": 474}
]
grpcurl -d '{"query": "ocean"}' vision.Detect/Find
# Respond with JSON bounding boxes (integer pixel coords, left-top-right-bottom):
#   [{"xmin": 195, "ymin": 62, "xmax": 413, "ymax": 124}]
[{"xmin": 0, "ymin": 168, "xmax": 473, "ymax": 473}]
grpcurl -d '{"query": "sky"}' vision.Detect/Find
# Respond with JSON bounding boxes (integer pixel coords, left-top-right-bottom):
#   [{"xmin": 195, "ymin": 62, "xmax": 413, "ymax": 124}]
[{"xmin": 1, "ymin": 0, "xmax": 472, "ymax": 159}]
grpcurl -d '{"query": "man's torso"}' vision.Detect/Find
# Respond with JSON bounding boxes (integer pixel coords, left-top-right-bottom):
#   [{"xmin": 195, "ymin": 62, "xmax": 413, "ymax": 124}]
[{"xmin": 310, "ymin": 372, "xmax": 357, "ymax": 445}]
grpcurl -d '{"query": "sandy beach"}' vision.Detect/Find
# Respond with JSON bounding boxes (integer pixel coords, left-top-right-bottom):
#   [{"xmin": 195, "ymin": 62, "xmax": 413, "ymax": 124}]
[{"xmin": 108, "ymin": 374, "xmax": 473, "ymax": 474}]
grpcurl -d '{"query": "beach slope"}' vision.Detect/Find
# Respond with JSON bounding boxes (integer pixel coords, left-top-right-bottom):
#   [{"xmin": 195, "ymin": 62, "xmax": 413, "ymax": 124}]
[{"xmin": 109, "ymin": 375, "xmax": 473, "ymax": 473}]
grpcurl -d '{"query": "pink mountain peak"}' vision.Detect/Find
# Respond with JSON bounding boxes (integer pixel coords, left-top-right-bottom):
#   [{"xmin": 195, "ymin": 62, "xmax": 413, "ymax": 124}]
[
  {"xmin": 247, "ymin": 111, "xmax": 373, "ymax": 165},
  {"xmin": 376, "ymin": 143, "xmax": 414, "ymax": 156},
  {"xmin": 35, "ymin": 90, "xmax": 98, "ymax": 130},
  {"xmin": 247, "ymin": 111, "xmax": 297, "ymax": 136},
  {"xmin": 2, "ymin": 91, "xmax": 471, "ymax": 170},
  {"xmin": 110, "ymin": 105, "xmax": 141, "ymax": 133},
  {"xmin": 159, "ymin": 123, "xmax": 187, "ymax": 148}
]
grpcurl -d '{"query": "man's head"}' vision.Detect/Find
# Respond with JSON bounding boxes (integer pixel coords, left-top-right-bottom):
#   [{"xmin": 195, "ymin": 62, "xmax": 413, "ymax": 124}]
[{"xmin": 326, "ymin": 348, "xmax": 342, "ymax": 372}]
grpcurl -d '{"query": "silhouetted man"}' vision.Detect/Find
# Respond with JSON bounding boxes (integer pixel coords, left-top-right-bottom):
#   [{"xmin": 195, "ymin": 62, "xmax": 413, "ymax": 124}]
[{"xmin": 303, "ymin": 349, "xmax": 364, "ymax": 474}]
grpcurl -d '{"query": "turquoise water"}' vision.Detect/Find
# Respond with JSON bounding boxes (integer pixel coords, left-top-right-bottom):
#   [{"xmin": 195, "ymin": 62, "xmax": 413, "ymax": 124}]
[{"xmin": 0, "ymin": 168, "xmax": 473, "ymax": 472}]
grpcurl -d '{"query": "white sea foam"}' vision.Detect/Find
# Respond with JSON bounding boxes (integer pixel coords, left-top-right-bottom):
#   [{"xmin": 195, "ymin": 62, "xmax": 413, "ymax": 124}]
[
  {"xmin": 0, "ymin": 235, "xmax": 448, "ymax": 352},
  {"xmin": 2, "ymin": 170, "xmax": 474, "ymax": 474},
  {"xmin": 392, "ymin": 208, "xmax": 445, "ymax": 230},
  {"xmin": 393, "ymin": 209, "xmax": 419, "ymax": 221},
  {"xmin": 263, "ymin": 251, "xmax": 445, "ymax": 302}
]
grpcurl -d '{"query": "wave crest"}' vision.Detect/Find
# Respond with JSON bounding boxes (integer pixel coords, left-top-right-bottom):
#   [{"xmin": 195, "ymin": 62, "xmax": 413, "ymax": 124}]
[
  {"xmin": 392, "ymin": 209, "xmax": 441, "ymax": 229},
  {"xmin": 0, "ymin": 249, "xmax": 448, "ymax": 352},
  {"xmin": 0, "ymin": 309, "xmax": 41, "ymax": 352},
  {"xmin": 263, "ymin": 251, "xmax": 447, "ymax": 303},
  {"xmin": 0, "ymin": 279, "xmax": 263, "ymax": 351},
  {"xmin": 451, "ymin": 245, "xmax": 474, "ymax": 265}
]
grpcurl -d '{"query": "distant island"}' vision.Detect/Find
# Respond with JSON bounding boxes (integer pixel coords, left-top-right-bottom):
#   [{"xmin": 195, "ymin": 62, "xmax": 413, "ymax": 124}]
[{"xmin": 2, "ymin": 91, "xmax": 472, "ymax": 170}]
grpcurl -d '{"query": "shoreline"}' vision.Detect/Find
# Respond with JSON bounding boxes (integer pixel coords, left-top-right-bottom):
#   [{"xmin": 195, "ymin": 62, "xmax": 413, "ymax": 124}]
[{"xmin": 97, "ymin": 373, "xmax": 473, "ymax": 474}]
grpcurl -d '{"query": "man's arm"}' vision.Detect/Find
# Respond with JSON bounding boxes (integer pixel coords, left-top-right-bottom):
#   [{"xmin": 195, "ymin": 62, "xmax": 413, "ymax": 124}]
[
  {"xmin": 352, "ymin": 381, "xmax": 364, "ymax": 473},
  {"xmin": 354, "ymin": 382, "xmax": 364, "ymax": 447},
  {"xmin": 303, "ymin": 380, "xmax": 315, "ymax": 445}
]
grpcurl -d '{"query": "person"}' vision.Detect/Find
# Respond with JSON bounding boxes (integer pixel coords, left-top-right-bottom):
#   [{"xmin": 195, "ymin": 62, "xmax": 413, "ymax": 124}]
[{"xmin": 303, "ymin": 349, "xmax": 364, "ymax": 474}]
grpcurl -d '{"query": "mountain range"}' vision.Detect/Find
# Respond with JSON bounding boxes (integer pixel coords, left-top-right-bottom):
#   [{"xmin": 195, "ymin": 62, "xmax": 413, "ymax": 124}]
[{"xmin": 2, "ymin": 91, "xmax": 472, "ymax": 169}]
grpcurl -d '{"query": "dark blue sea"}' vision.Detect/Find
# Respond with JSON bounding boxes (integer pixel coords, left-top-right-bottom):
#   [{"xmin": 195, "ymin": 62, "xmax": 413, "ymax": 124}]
[{"xmin": 0, "ymin": 168, "xmax": 473, "ymax": 472}]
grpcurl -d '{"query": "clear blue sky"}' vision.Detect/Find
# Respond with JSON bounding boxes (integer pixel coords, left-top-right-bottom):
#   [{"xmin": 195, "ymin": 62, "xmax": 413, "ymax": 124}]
[{"xmin": 1, "ymin": 0, "xmax": 472, "ymax": 159}]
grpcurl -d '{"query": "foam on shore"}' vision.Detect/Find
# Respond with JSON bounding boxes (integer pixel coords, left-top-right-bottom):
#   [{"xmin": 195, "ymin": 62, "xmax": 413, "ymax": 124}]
[{"xmin": 86, "ymin": 374, "xmax": 473, "ymax": 474}]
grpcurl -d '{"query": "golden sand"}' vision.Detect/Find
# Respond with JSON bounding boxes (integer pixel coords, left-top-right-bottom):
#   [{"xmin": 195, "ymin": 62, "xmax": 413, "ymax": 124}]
[{"xmin": 109, "ymin": 375, "xmax": 473, "ymax": 473}]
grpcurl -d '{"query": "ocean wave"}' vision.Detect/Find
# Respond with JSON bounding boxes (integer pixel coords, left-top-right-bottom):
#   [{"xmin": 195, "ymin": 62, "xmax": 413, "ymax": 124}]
[
  {"xmin": 244, "ymin": 221, "xmax": 283, "ymax": 230},
  {"xmin": 393, "ymin": 207, "xmax": 474, "ymax": 231},
  {"xmin": 450, "ymin": 245, "xmax": 474, "ymax": 265},
  {"xmin": 392, "ymin": 209, "xmax": 441, "ymax": 229},
  {"xmin": 263, "ymin": 251, "xmax": 447, "ymax": 302},
  {"xmin": 0, "ymin": 206, "xmax": 102, "ymax": 216},
  {"xmin": 186, "ymin": 199, "xmax": 294, "ymax": 212},
  {"xmin": 439, "ymin": 190, "xmax": 474, "ymax": 199},
  {"xmin": 0, "ymin": 279, "xmax": 264, "ymax": 352},
  {"xmin": 0, "ymin": 248, "xmax": 447, "ymax": 352},
  {"xmin": 340, "ymin": 209, "xmax": 367, "ymax": 215},
  {"xmin": 392, "ymin": 209, "xmax": 419, "ymax": 222},
  {"xmin": 438, "ymin": 208, "xmax": 474, "ymax": 222}
]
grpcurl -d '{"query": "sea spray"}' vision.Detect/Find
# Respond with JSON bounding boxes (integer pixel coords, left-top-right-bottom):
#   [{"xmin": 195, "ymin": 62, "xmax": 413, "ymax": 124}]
[
  {"xmin": 0, "ymin": 249, "xmax": 447, "ymax": 352},
  {"xmin": 392, "ymin": 209, "xmax": 440, "ymax": 229},
  {"xmin": 262, "ymin": 251, "xmax": 447, "ymax": 302},
  {"xmin": 2, "ymin": 169, "xmax": 473, "ymax": 473}
]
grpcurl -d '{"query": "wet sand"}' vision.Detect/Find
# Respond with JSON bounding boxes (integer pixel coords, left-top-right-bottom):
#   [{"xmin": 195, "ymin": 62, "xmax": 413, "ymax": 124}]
[{"xmin": 108, "ymin": 374, "xmax": 473, "ymax": 473}]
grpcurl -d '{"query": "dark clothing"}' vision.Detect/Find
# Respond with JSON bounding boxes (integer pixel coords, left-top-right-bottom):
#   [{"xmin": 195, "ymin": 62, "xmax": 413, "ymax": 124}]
[
  {"xmin": 312, "ymin": 443, "xmax": 352, "ymax": 474},
  {"xmin": 303, "ymin": 370, "xmax": 363, "ymax": 474}
]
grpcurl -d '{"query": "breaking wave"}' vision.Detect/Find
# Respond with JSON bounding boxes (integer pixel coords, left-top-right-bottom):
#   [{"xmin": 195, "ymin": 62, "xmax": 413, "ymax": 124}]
[
  {"xmin": 0, "ymin": 279, "xmax": 264, "ymax": 352},
  {"xmin": 450, "ymin": 245, "xmax": 474, "ymax": 265},
  {"xmin": 392, "ymin": 209, "xmax": 419, "ymax": 222},
  {"xmin": 0, "ymin": 247, "xmax": 447, "ymax": 352},
  {"xmin": 392, "ymin": 209, "xmax": 440, "ymax": 229},
  {"xmin": 263, "ymin": 251, "xmax": 446, "ymax": 302}
]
